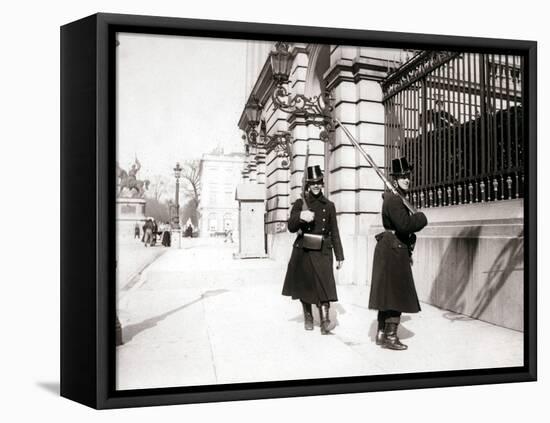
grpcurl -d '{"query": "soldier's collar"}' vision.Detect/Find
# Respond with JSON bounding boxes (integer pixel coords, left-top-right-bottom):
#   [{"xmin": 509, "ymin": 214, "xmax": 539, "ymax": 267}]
[{"xmin": 307, "ymin": 192, "xmax": 327, "ymax": 204}]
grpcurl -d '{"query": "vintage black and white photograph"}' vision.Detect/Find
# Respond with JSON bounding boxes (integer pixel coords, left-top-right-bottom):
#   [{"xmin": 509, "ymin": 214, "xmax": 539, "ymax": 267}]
[{"xmin": 114, "ymin": 33, "xmax": 525, "ymax": 390}]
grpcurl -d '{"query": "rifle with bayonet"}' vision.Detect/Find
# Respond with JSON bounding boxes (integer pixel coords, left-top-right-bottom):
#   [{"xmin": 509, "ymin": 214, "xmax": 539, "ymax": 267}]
[
  {"xmin": 297, "ymin": 143, "xmax": 310, "ymax": 236},
  {"xmin": 300, "ymin": 143, "xmax": 310, "ymax": 212},
  {"xmin": 332, "ymin": 118, "xmax": 417, "ymax": 214}
]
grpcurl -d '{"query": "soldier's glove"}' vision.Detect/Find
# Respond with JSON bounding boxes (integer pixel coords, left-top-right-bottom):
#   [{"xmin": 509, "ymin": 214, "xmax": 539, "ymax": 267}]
[{"xmin": 300, "ymin": 210, "xmax": 315, "ymax": 223}]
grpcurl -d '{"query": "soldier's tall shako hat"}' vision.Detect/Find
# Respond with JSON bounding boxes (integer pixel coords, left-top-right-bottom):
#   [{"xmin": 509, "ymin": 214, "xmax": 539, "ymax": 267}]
[
  {"xmin": 390, "ymin": 157, "xmax": 413, "ymax": 177},
  {"xmin": 306, "ymin": 165, "xmax": 324, "ymax": 183}
]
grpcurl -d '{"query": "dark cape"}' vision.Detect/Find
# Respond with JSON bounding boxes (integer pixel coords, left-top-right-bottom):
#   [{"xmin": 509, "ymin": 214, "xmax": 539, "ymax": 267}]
[
  {"xmin": 282, "ymin": 193, "xmax": 344, "ymax": 304},
  {"xmin": 368, "ymin": 191, "xmax": 428, "ymax": 313},
  {"xmin": 161, "ymin": 230, "xmax": 171, "ymax": 247}
]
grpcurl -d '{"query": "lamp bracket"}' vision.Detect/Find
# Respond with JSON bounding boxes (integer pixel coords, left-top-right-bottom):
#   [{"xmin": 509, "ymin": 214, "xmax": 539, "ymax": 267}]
[{"xmin": 272, "ymin": 84, "xmax": 335, "ymax": 142}]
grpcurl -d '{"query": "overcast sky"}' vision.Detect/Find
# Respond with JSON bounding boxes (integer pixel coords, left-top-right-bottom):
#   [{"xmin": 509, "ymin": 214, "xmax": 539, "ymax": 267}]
[{"xmin": 116, "ymin": 32, "xmax": 250, "ymax": 181}]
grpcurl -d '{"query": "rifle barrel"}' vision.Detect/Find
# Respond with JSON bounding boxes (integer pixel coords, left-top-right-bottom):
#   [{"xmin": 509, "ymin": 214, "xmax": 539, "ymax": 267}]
[
  {"xmin": 300, "ymin": 143, "xmax": 310, "ymax": 210},
  {"xmin": 333, "ymin": 118, "xmax": 417, "ymax": 214}
]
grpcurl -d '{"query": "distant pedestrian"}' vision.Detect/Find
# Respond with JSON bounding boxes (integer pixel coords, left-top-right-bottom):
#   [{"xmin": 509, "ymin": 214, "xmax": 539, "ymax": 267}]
[
  {"xmin": 185, "ymin": 224, "xmax": 193, "ymax": 238},
  {"xmin": 368, "ymin": 157, "xmax": 428, "ymax": 350},
  {"xmin": 224, "ymin": 228, "xmax": 234, "ymax": 243},
  {"xmin": 134, "ymin": 222, "xmax": 140, "ymax": 239},
  {"xmin": 161, "ymin": 223, "xmax": 171, "ymax": 247},
  {"xmin": 143, "ymin": 219, "xmax": 154, "ymax": 247},
  {"xmin": 282, "ymin": 165, "xmax": 344, "ymax": 335},
  {"xmin": 151, "ymin": 219, "xmax": 158, "ymax": 246}
]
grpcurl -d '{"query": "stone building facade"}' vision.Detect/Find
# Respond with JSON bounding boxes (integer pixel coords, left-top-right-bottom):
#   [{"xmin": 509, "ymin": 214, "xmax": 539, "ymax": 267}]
[
  {"xmin": 198, "ymin": 152, "xmax": 245, "ymax": 237},
  {"xmin": 238, "ymin": 42, "xmax": 525, "ymax": 331}
]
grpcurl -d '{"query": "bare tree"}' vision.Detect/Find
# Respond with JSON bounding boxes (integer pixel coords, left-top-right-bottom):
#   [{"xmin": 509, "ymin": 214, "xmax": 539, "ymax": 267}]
[
  {"xmin": 180, "ymin": 199, "xmax": 199, "ymax": 228},
  {"xmin": 145, "ymin": 197, "xmax": 170, "ymax": 222},
  {"xmin": 148, "ymin": 174, "xmax": 169, "ymax": 201},
  {"xmin": 180, "ymin": 160, "xmax": 201, "ymax": 211}
]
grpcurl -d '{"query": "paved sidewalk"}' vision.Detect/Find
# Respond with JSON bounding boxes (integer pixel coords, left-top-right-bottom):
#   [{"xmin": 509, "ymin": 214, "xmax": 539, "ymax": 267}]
[
  {"xmin": 116, "ymin": 238, "xmax": 523, "ymax": 390},
  {"xmin": 116, "ymin": 236, "xmax": 168, "ymax": 293}
]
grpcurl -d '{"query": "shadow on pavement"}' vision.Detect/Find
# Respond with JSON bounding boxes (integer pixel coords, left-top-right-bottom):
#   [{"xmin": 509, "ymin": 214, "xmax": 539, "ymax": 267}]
[
  {"xmin": 121, "ymin": 289, "xmax": 229, "ymax": 344},
  {"xmin": 442, "ymin": 311, "xmax": 476, "ymax": 322},
  {"xmin": 397, "ymin": 318, "xmax": 414, "ymax": 340}
]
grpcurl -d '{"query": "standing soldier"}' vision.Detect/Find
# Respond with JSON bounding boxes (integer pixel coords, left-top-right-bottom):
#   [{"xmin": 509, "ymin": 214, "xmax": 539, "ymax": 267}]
[
  {"xmin": 368, "ymin": 157, "xmax": 428, "ymax": 350},
  {"xmin": 282, "ymin": 165, "xmax": 344, "ymax": 335}
]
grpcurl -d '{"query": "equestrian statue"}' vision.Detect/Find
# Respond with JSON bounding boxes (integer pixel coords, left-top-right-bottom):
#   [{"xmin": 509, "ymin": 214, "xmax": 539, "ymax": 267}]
[{"xmin": 117, "ymin": 158, "xmax": 150, "ymax": 198}]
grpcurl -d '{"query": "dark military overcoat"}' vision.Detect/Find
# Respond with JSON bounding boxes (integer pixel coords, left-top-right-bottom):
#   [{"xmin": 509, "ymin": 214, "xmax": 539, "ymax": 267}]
[
  {"xmin": 282, "ymin": 193, "xmax": 344, "ymax": 305},
  {"xmin": 368, "ymin": 191, "xmax": 428, "ymax": 313}
]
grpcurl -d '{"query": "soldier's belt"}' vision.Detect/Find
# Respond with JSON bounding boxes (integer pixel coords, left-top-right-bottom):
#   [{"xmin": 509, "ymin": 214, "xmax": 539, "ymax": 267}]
[{"xmin": 302, "ymin": 233, "xmax": 323, "ymax": 250}]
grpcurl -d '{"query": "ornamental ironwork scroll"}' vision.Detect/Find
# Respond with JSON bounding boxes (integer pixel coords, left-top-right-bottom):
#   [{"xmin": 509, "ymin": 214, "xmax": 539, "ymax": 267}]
[
  {"xmin": 381, "ymin": 51, "xmax": 461, "ymax": 102},
  {"xmin": 264, "ymin": 131, "xmax": 292, "ymax": 168},
  {"xmin": 271, "ymin": 86, "xmax": 335, "ymax": 142}
]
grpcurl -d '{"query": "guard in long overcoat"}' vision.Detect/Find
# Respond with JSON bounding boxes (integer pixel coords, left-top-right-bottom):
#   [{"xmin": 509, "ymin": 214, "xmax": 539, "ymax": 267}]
[
  {"xmin": 368, "ymin": 157, "xmax": 428, "ymax": 350},
  {"xmin": 282, "ymin": 165, "xmax": 344, "ymax": 335}
]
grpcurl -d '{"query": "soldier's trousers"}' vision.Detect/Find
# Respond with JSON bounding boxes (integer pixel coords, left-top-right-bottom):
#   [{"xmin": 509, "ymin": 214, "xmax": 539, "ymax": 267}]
[{"xmin": 377, "ymin": 310, "xmax": 402, "ymax": 326}]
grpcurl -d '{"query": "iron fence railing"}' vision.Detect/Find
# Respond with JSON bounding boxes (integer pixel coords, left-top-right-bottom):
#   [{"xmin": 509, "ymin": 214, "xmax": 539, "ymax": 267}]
[{"xmin": 382, "ymin": 52, "xmax": 524, "ymax": 208}]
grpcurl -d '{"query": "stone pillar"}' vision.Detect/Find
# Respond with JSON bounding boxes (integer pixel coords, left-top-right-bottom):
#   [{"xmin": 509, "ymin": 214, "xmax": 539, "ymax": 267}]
[
  {"xmin": 241, "ymin": 165, "xmax": 250, "ymax": 182},
  {"xmin": 286, "ymin": 46, "xmax": 323, "ymax": 206},
  {"xmin": 265, "ymin": 145, "xmax": 289, "ymax": 233},
  {"xmin": 324, "ymin": 46, "xmax": 401, "ymax": 285},
  {"xmin": 255, "ymin": 149, "xmax": 266, "ymax": 184},
  {"xmin": 170, "ymin": 229, "xmax": 182, "ymax": 249},
  {"xmin": 247, "ymin": 148, "xmax": 258, "ymax": 183}
]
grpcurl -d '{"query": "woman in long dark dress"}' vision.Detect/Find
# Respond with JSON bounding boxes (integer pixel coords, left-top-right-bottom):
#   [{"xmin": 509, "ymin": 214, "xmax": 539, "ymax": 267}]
[
  {"xmin": 161, "ymin": 222, "xmax": 171, "ymax": 247},
  {"xmin": 282, "ymin": 165, "xmax": 344, "ymax": 335},
  {"xmin": 368, "ymin": 157, "xmax": 428, "ymax": 350}
]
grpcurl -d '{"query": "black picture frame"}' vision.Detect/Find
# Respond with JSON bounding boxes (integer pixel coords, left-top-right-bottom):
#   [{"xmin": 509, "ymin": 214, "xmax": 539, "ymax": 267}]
[{"xmin": 60, "ymin": 12, "xmax": 537, "ymax": 409}]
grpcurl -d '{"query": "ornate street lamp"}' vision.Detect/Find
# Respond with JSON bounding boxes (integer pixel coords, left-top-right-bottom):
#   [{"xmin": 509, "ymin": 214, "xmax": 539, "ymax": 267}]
[
  {"xmin": 269, "ymin": 42, "xmax": 294, "ymax": 84},
  {"xmin": 244, "ymin": 95, "xmax": 262, "ymax": 146},
  {"xmin": 243, "ymin": 96, "xmax": 293, "ymax": 168},
  {"xmin": 269, "ymin": 42, "xmax": 334, "ymax": 142},
  {"xmin": 268, "ymin": 41, "xmax": 417, "ymax": 213},
  {"xmin": 173, "ymin": 162, "xmax": 183, "ymax": 229}
]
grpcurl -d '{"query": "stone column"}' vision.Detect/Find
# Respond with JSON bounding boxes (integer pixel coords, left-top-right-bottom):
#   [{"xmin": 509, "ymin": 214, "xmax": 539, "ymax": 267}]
[
  {"xmin": 325, "ymin": 46, "xmax": 400, "ymax": 285},
  {"xmin": 255, "ymin": 149, "xmax": 266, "ymax": 184},
  {"xmin": 247, "ymin": 147, "xmax": 258, "ymax": 183}
]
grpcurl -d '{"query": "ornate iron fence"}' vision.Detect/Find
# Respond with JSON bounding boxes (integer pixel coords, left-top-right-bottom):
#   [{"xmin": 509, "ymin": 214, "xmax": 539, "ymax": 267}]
[{"xmin": 381, "ymin": 51, "xmax": 524, "ymax": 208}]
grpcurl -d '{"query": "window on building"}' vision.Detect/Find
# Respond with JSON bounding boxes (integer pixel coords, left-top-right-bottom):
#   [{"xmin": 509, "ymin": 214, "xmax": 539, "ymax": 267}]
[{"xmin": 208, "ymin": 213, "xmax": 218, "ymax": 232}]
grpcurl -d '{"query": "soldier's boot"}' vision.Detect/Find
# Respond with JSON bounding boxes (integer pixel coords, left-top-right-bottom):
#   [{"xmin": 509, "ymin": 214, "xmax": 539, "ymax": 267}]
[
  {"xmin": 319, "ymin": 302, "xmax": 331, "ymax": 335},
  {"xmin": 382, "ymin": 322, "xmax": 408, "ymax": 350},
  {"xmin": 375, "ymin": 320, "xmax": 386, "ymax": 345},
  {"xmin": 301, "ymin": 301, "xmax": 314, "ymax": 331}
]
